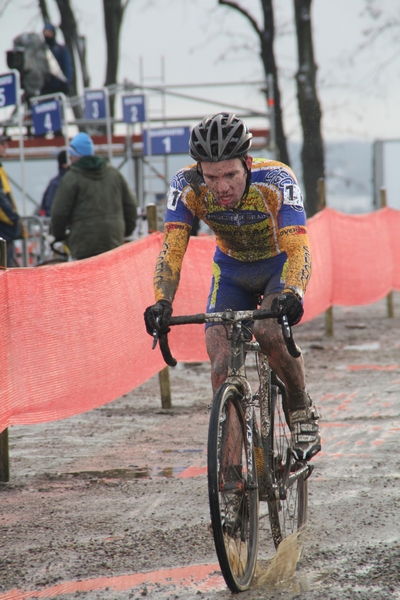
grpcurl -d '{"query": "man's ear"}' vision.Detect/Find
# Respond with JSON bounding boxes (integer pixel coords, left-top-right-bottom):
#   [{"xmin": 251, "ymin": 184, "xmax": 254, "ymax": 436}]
[{"xmin": 245, "ymin": 155, "xmax": 253, "ymax": 170}]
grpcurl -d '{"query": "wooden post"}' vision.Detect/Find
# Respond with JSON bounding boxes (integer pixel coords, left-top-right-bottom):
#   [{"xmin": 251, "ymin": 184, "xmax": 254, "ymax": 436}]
[
  {"xmin": 317, "ymin": 177, "xmax": 326, "ymax": 212},
  {"xmin": 0, "ymin": 237, "xmax": 9, "ymax": 482},
  {"xmin": 380, "ymin": 188, "xmax": 394, "ymax": 318},
  {"xmin": 146, "ymin": 204, "xmax": 172, "ymax": 409},
  {"xmin": 317, "ymin": 179, "xmax": 333, "ymax": 336}
]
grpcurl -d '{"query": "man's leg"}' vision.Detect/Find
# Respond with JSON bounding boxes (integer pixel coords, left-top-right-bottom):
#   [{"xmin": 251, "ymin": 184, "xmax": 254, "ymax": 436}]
[
  {"xmin": 206, "ymin": 324, "xmax": 243, "ymax": 492},
  {"xmin": 205, "ymin": 324, "xmax": 231, "ymax": 394},
  {"xmin": 253, "ymin": 293, "xmax": 321, "ymax": 461}
]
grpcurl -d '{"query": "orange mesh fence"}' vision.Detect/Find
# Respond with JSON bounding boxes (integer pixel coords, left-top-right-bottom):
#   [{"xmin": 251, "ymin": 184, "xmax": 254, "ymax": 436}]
[
  {"xmin": 303, "ymin": 207, "xmax": 399, "ymax": 320},
  {"xmin": 0, "ymin": 207, "xmax": 399, "ymax": 432}
]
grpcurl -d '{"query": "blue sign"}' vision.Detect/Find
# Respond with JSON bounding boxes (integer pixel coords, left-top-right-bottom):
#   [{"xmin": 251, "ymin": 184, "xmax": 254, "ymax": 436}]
[
  {"xmin": 0, "ymin": 71, "xmax": 18, "ymax": 107},
  {"xmin": 143, "ymin": 126, "xmax": 191, "ymax": 155},
  {"xmin": 32, "ymin": 98, "xmax": 63, "ymax": 135},
  {"xmin": 122, "ymin": 94, "xmax": 146, "ymax": 124},
  {"xmin": 84, "ymin": 89, "xmax": 107, "ymax": 120}
]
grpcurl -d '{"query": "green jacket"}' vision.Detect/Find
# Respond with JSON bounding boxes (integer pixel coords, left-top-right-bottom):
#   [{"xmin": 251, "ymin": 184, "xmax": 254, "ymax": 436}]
[{"xmin": 51, "ymin": 155, "xmax": 137, "ymax": 260}]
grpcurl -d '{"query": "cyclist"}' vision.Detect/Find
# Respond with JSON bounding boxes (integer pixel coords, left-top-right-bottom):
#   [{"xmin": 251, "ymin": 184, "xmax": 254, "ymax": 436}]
[{"xmin": 144, "ymin": 113, "xmax": 321, "ymax": 461}]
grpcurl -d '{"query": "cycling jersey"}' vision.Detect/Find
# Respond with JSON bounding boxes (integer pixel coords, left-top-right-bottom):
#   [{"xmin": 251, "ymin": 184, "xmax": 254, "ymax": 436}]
[{"xmin": 154, "ymin": 158, "xmax": 312, "ymax": 303}]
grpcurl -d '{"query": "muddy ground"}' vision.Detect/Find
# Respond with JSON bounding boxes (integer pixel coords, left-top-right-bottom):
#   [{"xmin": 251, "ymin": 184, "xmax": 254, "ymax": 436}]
[{"xmin": 1, "ymin": 296, "xmax": 400, "ymax": 599}]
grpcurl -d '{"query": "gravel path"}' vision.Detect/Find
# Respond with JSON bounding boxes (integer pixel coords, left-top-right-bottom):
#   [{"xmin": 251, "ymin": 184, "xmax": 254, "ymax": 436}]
[{"xmin": 1, "ymin": 296, "xmax": 400, "ymax": 599}]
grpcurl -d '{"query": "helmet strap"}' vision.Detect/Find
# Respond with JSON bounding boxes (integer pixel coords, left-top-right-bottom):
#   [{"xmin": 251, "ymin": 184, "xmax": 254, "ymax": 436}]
[{"xmin": 241, "ymin": 156, "xmax": 252, "ymax": 200}]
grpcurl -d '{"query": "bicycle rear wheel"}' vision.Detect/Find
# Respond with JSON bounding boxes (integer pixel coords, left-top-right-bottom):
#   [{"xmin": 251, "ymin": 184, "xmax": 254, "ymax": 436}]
[
  {"xmin": 268, "ymin": 384, "xmax": 308, "ymax": 548},
  {"xmin": 208, "ymin": 383, "xmax": 259, "ymax": 592}
]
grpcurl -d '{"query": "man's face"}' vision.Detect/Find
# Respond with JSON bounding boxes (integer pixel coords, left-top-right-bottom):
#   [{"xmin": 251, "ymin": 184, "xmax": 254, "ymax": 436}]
[
  {"xmin": 43, "ymin": 29, "xmax": 55, "ymax": 40},
  {"xmin": 200, "ymin": 156, "xmax": 252, "ymax": 209},
  {"xmin": 0, "ymin": 142, "xmax": 7, "ymax": 158}
]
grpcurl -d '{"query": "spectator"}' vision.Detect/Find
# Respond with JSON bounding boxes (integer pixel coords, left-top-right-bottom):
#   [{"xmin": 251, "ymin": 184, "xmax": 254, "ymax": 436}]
[
  {"xmin": 40, "ymin": 150, "xmax": 69, "ymax": 217},
  {"xmin": 41, "ymin": 23, "xmax": 74, "ymax": 96},
  {"xmin": 51, "ymin": 132, "xmax": 137, "ymax": 260},
  {"xmin": 0, "ymin": 134, "xmax": 25, "ymax": 267}
]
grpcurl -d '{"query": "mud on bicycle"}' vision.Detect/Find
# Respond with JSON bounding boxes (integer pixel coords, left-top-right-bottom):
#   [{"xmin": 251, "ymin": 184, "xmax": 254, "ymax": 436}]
[{"xmin": 151, "ymin": 300, "xmax": 315, "ymax": 593}]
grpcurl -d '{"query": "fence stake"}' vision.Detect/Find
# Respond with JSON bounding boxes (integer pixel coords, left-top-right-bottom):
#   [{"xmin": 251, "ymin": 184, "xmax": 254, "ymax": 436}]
[
  {"xmin": 0, "ymin": 237, "xmax": 9, "ymax": 482},
  {"xmin": 146, "ymin": 204, "xmax": 172, "ymax": 409},
  {"xmin": 380, "ymin": 188, "xmax": 394, "ymax": 318},
  {"xmin": 317, "ymin": 178, "xmax": 334, "ymax": 336}
]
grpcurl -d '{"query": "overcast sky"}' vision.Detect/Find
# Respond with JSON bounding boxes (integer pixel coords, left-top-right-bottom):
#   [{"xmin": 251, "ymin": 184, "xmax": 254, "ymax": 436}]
[{"xmin": 0, "ymin": 0, "xmax": 399, "ymax": 142}]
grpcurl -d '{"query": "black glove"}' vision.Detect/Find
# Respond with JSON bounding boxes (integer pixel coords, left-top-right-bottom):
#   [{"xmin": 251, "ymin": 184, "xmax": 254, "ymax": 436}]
[
  {"xmin": 271, "ymin": 291, "xmax": 304, "ymax": 326},
  {"xmin": 144, "ymin": 299, "xmax": 173, "ymax": 336}
]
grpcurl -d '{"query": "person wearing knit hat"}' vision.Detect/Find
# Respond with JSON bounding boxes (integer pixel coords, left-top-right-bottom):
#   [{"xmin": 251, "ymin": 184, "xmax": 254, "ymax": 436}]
[
  {"xmin": 68, "ymin": 132, "xmax": 94, "ymax": 159},
  {"xmin": 51, "ymin": 134, "xmax": 137, "ymax": 260}
]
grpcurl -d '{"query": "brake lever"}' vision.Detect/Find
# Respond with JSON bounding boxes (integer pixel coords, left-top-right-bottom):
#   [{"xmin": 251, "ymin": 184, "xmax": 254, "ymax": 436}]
[
  {"xmin": 152, "ymin": 328, "xmax": 159, "ymax": 350},
  {"xmin": 151, "ymin": 307, "xmax": 162, "ymax": 349},
  {"xmin": 281, "ymin": 313, "xmax": 291, "ymax": 340}
]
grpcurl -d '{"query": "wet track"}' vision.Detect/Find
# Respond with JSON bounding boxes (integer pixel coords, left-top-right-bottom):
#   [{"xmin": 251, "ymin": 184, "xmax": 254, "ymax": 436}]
[{"xmin": 1, "ymin": 298, "xmax": 400, "ymax": 599}]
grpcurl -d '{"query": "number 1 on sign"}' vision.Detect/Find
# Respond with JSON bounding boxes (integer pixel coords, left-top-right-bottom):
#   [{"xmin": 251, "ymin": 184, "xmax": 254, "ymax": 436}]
[{"xmin": 162, "ymin": 136, "xmax": 171, "ymax": 153}]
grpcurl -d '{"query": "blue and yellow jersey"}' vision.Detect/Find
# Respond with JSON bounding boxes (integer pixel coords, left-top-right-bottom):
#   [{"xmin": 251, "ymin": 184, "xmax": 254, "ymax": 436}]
[{"xmin": 154, "ymin": 158, "xmax": 311, "ymax": 302}]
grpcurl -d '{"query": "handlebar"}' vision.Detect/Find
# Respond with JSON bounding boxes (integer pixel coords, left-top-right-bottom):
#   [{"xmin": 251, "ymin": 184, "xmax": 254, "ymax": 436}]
[
  {"xmin": 50, "ymin": 239, "xmax": 69, "ymax": 258},
  {"xmin": 154, "ymin": 307, "xmax": 301, "ymax": 367}
]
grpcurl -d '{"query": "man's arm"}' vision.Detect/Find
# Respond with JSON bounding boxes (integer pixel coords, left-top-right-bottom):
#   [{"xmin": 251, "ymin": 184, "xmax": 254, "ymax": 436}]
[
  {"xmin": 40, "ymin": 180, "xmax": 57, "ymax": 217},
  {"xmin": 50, "ymin": 175, "xmax": 75, "ymax": 240},
  {"xmin": 268, "ymin": 167, "xmax": 312, "ymax": 296},
  {"xmin": 62, "ymin": 46, "xmax": 74, "ymax": 86},
  {"xmin": 278, "ymin": 225, "xmax": 312, "ymax": 297},
  {"xmin": 119, "ymin": 173, "xmax": 137, "ymax": 237},
  {"xmin": 154, "ymin": 222, "xmax": 191, "ymax": 302}
]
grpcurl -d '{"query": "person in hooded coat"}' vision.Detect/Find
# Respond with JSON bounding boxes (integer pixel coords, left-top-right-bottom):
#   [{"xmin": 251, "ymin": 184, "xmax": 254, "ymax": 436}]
[{"xmin": 51, "ymin": 133, "xmax": 137, "ymax": 260}]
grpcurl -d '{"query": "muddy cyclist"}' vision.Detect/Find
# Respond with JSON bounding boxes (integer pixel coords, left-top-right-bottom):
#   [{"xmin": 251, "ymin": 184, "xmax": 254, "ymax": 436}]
[{"xmin": 144, "ymin": 112, "xmax": 321, "ymax": 462}]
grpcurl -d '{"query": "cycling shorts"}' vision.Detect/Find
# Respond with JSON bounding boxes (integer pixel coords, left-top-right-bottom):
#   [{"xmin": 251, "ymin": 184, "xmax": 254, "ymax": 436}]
[{"xmin": 205, "ymin": 248, "xmax": 288, "ymax": 328}]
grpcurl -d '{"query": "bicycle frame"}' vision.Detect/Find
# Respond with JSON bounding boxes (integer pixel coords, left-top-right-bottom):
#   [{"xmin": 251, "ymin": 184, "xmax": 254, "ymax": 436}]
[{"xmin": 152, "ymin": 305, "xmax": 313, "ymax": 592}]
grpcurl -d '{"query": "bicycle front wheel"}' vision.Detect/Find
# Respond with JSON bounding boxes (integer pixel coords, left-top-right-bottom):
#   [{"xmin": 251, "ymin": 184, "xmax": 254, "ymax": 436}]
[
  {"xmin": 268, "ymin": 384, "xmax": 308, "ymax": 547},
  {"xmin": 207, "ymin": 383, "xmax": 259, "ymax": 592}
]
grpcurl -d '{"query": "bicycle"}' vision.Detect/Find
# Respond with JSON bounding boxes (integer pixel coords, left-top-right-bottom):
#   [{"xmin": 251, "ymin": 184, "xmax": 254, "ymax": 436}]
[{"xmin": 152, "ymin": 301, "xmax": 314, "ymax": 593}]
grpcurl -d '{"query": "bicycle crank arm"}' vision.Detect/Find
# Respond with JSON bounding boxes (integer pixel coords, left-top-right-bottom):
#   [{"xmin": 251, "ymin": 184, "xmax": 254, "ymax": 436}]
[{"xmin": 279, "ymin": 463, "xmax": 313, "ymax": 500}]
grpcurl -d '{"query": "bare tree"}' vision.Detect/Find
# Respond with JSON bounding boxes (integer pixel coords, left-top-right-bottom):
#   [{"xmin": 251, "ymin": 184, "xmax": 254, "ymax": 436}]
[
  {"xmin": 218, "ymin": 0, "xmax": 290, "ymax": 165},
  {"xmin": 38, "ymin": 0, "xmax": 50, "ymax": 22},
  {"xmin": 103, "ymin": 0, "xmax": 132, "ymax": 118},
  {"xmin": 54, "ymin": 0, "xmax": 90, "ymax": 91},
  {"xmin": 294, "ymin": 0, "xmax": 324, "ymax": 217}
]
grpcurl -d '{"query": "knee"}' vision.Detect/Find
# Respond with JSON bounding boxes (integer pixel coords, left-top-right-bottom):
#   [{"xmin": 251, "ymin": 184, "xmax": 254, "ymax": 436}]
[
  {"xmin": 253, "ymin": 320, "xmax": 283, "ymax": 357},
  {"xmin": 210, "ymin": 353, "xmax": 229, "ymax": 381}
]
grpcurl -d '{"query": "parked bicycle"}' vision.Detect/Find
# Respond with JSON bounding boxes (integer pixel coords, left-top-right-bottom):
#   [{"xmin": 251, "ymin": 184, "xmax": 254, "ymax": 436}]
[{"xmin": 152, "ymin": 304, "xmax": 313, "ymax": 593}]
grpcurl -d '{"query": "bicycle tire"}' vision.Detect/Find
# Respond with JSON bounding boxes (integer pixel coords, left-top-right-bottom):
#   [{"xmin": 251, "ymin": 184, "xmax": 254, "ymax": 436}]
[
  {"xmin": 208, "ymin": 383, "xmax": 259, "ymax": 592},
  {"xmin": 268, "ymin": 383, "xmax": 308, "ymax": 548}
]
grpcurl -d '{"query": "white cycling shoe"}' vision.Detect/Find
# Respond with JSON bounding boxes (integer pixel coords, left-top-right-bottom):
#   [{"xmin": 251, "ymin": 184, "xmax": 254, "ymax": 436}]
[{"xmin": 288, "ymin": 395, "xmax": 321, "ymax": 461}]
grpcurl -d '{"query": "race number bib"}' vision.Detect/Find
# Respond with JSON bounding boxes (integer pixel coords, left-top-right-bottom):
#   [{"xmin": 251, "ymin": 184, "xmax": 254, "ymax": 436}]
[
  {"xmin": 283, "ymin": 184, "xmax": 303, "ymax": 209},
  {"xmin": 167, "ymin": 186, "xmax": 181, "ymax": 211}
]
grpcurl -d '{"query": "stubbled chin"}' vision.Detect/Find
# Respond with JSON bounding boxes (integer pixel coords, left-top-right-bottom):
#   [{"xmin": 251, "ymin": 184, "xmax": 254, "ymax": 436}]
[{"xmin": 216, "ymin": 199, "xmax": 237, "ymax": 209}]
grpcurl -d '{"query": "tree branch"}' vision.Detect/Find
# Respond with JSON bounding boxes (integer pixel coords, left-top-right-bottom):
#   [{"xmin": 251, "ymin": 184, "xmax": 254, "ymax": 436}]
[
  {"xmin": 121, "ymin": 0, "xmax": 132, "ymax": 15},
  {"xmin": 0, "ymin": 0, "xmax": 13, "ymax": 18},
  {"xmin": 218, "ymin": 0, "xmax": 262, "ymax": 38},
  {"xmin": 37, "ymin": 0, "xmax": 50, "ymax": 23}
]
